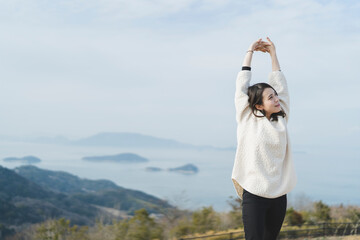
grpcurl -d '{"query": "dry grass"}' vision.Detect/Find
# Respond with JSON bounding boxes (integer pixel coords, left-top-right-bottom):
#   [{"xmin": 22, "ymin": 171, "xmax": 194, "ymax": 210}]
[
  {"xmin": 326, "ymin": 236, "xmax": 360, "ymax": 240},
  {"xmin": 299, "ymin": 235, "xmax": 360, "ymax": 240}
]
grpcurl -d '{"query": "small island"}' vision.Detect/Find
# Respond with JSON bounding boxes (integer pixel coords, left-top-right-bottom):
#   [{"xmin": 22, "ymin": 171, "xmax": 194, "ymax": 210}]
[
  {"xmin": 146, "ymin": 167, "xmax": 163, "ymax": 172},
  {"xmin": 82, "ymin": 153, "xmax": 149, "ymax": 163},
  {"xmin": 146, "ymin": 164, "xmax": 199, "ymax": 174},
  {"xmin": 3, "ymin": 156, "xmax": 41, "ymax": 164},
  {"xmin": 168, "ymin": 164, "xmax": 199, "ymax": 175}
]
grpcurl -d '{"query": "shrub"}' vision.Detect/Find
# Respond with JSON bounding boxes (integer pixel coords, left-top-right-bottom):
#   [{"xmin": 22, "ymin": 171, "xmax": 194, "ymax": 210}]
[{"xmin": 285, "ymin": 207, "xmax": 304, "ymax": 226}]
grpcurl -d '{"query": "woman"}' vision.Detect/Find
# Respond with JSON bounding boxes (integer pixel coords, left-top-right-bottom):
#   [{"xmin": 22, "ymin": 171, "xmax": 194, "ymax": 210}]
[{"xmin": 231, "ymin": 37, "xmax": 297, "ymax": 240}]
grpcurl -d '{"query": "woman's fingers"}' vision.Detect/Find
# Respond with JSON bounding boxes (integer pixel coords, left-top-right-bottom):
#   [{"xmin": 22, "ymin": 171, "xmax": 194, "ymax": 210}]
[
  {"xmin": 254, "ymin": 46, "xmax": 269, "ymax": 52},
  {"xmin": 249, "ymin": 38, "xmax": 263, "ymax": 51},
  {"xmin": 266, "ymin": 37, "xmax": 275, "ymax": 48},
  {"xmin": 259, "ymin": 41, "xmax": 271, "ymax": 46},
  {"xmin": 255, "ymin": 39, "xmax": 262, "ymax": 47},
  {"xmin": 250, "ymin": 37, "xmax": 274, "ymax": 53}
]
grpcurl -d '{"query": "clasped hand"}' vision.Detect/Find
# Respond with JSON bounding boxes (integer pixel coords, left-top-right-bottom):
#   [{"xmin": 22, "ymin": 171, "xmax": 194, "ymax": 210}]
[{"xmin": 249, "ymin": 37, "xmax": 276, "ymax": 54}]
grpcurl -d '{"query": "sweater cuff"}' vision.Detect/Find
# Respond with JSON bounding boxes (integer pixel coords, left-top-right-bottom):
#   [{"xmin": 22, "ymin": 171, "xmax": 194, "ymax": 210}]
[{"xmin": 242, "ymin": 66, "xmax": 251, "ymax": 71}]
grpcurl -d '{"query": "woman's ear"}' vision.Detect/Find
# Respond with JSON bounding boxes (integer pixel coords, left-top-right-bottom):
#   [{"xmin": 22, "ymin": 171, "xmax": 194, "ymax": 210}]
[{"xmin": 255, "ymin": 104, "xmax": 264, "ymax": 110}]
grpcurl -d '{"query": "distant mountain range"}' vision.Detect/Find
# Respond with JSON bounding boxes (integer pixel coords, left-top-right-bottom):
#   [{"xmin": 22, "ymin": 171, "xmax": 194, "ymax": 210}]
[
  {"xmin": 82, "ymin": 153, "xmax": 149, "ymax": 163},
  {"xmin": 0, "ymin": 165, "xmax": 172, "ymax": 233},
  {"xmin": 0, "ymin": 132, "xmax": 234, "ymax": 150}
]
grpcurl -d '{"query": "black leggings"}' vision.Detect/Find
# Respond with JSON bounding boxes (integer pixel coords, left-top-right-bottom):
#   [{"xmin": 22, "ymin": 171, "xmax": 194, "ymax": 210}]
[{"xmin": 242, "ymin": 189, "xmax": 287, "ymax": 240}]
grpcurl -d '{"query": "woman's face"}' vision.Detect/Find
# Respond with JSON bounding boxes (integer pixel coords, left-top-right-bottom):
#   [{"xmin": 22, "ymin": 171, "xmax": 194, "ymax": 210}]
[{"xmin": 256, "ymin": 87, "xmax": 281, "ymax": 118}]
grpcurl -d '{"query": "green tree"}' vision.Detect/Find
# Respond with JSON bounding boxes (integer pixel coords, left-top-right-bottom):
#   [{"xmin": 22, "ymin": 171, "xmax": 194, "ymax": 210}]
[
  {"xmin": 155, "ymin": 205, "xmax": 191, "ymax": 239},
  {"xmin": 285, "ymin": 207, "xmax": 304, "ymax": 226},
  {"xmin": 113, "ymin": 219, "xmax": 130, "ymax": 240},
  {"xmin": 171, "ymin": 218, "xmax": 194, "ymax": 238},
  {"xmin": 346, "ymin": 208, "xmax": 360, "ymax": 223},
  {"xmin": 192, "ymin": 206, "xmax": 220, "ymax": 233},
  {"xmin": 124, "ymin": 208, "xmax": 163, "ymax": 240},
  {"xmin": 227, "ymin": 196, "xmax": 243, "ymax": 229},
  {"xmin": 35, "ymin": 218, "xmax": 88, "ymax": 240},
  {"xmin": 314, "ymin": 201, "xmax": 331, "ymax": 222}
]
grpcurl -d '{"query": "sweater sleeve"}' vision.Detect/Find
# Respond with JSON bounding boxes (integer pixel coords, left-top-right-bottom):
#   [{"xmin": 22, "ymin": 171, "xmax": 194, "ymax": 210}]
[
  {"xmin": 268, "ymin": 71, "xmax": 290, "ymax": 120},
  {"xmin": 235, "ymin": 70, "xmax": 251, "ymax": 123}
]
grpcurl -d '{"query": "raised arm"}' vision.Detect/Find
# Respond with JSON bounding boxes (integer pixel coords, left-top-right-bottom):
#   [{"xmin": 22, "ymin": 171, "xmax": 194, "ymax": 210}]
[
  {"xmin": 242, "ymin": 38, "xmax": 264, "ymax": 67},
  {"xmin": 268, "ymin": 38, "xmax": 280, "ymax": 71},
  {"xmin": 235, "ymin": 39, "xmax": 264, "ymax": 122},
  {"xmin": 261, "ymin": 37, "xmax": 280, "ymax": 71},
  {"xmin": 263, "ymin": 37, "xmax": 290, "ymax": 119}
]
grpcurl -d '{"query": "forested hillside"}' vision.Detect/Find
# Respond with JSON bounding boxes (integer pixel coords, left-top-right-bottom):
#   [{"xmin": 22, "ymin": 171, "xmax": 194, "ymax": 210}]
[{"xmin": 0, "ymin": 165, "xmax": 172, "ymax": 235}]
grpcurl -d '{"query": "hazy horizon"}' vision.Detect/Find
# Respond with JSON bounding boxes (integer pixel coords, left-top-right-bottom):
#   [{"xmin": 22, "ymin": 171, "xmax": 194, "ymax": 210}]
[{"xmin": 1, "ymin": 141, "xmax": 359, "ymax": 211}]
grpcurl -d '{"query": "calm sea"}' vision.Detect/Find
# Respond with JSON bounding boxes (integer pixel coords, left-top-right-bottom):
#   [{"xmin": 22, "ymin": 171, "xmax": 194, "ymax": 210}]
[{"xmin": 0, "ymin": 141, "xmax": 359, "ymax": 211}]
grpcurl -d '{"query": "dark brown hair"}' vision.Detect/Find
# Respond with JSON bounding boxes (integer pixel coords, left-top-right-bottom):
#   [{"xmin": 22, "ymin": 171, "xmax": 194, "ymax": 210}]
[{"xmin": 247, "ymin": 83, "xmax": 286, "ymax": 121}]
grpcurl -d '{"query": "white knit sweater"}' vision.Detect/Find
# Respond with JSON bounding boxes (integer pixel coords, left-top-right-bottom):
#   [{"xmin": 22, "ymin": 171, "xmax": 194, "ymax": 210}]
[{"xmin": 231, "ymin": 70, "xmax": 296, "ymax": 199}]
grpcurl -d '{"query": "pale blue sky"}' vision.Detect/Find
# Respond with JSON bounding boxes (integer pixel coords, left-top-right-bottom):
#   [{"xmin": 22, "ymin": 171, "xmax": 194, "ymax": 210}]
[{"xmin": 0, "ymin": 0, "xmax": 359, "ymax": 148}]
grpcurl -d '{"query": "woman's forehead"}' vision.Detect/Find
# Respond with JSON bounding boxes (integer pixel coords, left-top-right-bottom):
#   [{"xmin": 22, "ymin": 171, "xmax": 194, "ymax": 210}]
[{"xmin": 263, "ymin": 87, "xmax": 275, "ymax": 96}]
